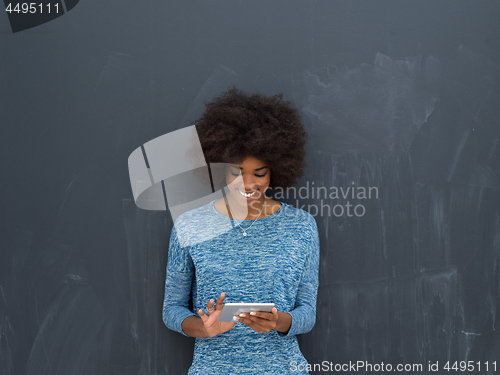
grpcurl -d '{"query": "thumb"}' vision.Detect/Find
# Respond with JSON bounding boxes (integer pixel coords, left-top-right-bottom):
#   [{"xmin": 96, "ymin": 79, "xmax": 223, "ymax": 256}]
[{"xmin": 198, "ymin": 309, "xmax": 208, "ymax": 323}]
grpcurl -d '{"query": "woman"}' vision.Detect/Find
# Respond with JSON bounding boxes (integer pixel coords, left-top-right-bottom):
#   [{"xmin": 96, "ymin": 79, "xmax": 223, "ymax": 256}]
[{"xmin": 163, "ymin": 86, "xmax": 320, "ymax": 374}]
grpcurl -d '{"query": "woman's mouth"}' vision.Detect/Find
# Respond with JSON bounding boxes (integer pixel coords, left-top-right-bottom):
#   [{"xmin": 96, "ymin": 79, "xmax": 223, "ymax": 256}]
[{"xmin": 237, "ymin": 189, "xmax": 258, "ymax": 199}]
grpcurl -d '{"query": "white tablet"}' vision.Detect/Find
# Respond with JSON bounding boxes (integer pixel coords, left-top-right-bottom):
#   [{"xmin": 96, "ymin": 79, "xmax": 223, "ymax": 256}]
[{"xmin": 218, "ymin": 303, "xmax": 275, "ymax": 322}]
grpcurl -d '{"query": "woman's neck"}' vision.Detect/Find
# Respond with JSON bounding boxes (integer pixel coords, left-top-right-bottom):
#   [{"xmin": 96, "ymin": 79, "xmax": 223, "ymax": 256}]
[{"xmin": 223, "ymin": 194, "xmax": 267, "ymax": 221}]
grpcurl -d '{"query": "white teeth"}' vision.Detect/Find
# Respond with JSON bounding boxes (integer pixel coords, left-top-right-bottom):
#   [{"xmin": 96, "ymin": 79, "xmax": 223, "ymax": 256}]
[{"xmin": 238, "ymin": 189, "xmax": 257, "ymax": 198}]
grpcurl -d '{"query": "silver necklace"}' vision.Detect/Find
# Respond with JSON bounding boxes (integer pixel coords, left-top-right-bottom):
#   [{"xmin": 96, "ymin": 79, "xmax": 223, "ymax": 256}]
[{"xmin": 226, "ymin": 195, "xmax": 266, "ymax": 236}]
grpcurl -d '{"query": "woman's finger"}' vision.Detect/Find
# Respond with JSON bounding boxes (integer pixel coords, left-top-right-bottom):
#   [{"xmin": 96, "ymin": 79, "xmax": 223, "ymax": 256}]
[
  {"xmin": 198, "ymin": 309, "xmax": 208, "ymax": 323},
  {"xmin": 238, "ymin": 313, "xmax": 260, "ymax": 324},
  {"xmin": 236, "ymin": 315, "xmax": 268, "ymax": 333},
  {"xmin": 248, "ymin": 311, "xmax": 275, "ymax": 321},
  {"xmin": 206, "ymin": 299, "xmax": 215, "ymax": 312},
  {"xmin": 215, "ymin": 292, "xmax": 225, "ymax": 310}
]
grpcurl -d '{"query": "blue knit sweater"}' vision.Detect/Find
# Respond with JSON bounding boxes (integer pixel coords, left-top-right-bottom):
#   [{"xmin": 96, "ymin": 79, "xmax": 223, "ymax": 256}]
[{"xmin": 163, "ymin": 199, "xmax": 320, "ymax": 374}]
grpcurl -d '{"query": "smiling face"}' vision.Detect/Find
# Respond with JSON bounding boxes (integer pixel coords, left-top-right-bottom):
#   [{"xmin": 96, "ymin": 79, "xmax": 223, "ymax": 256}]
[{"xmin": 225, "ymin": 155, "xmax": 271, "ymax": 211}]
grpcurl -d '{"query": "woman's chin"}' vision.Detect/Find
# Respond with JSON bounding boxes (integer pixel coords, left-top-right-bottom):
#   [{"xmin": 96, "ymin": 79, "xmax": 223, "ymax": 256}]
[{"xmin": 229, "ymin": 190, "xmax": 261, "ymax": 206}]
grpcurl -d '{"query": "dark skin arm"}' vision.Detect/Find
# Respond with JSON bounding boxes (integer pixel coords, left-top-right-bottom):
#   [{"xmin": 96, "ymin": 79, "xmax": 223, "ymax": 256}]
[
  {"xmin": 181, "ymin": 293, "xmax": 236, "ymax": 338},
  {"xmin": 181, "ymin": 292, "xmax": 292, "ymax": 337},
  {"xmin": 235, "ymin": 307, "xmax": 292, "ymax": 334}
]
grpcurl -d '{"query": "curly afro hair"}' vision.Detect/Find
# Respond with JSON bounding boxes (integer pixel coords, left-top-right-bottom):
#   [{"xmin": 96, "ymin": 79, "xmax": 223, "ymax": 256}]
[{"xmin": 194, "ymin": 86, "xmax": 308, "ymax": 189}]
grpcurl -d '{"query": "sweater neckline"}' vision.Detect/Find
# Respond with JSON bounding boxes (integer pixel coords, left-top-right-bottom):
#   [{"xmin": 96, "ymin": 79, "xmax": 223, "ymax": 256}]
[{"xmin": 210, "ymin": 199, "xmax": 285, "ymax": 222}]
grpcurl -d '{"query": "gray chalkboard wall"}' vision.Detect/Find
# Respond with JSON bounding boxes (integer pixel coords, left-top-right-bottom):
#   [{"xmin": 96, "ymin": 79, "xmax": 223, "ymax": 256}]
[{"xmin": 1, "ymin": 1, "xmax": 499, "ymax": 374}]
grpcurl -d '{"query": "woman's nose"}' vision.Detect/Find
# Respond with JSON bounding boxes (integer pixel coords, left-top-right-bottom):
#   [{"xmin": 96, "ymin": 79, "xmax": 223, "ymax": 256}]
[{"xmin": 243, "ymin": 176, "xmax": 258, "ymax": 189}]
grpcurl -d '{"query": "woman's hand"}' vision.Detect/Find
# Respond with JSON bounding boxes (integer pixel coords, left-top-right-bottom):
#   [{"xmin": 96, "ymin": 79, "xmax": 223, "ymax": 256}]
[
  {"xmin": 197, "ymin": 292, "xmax": 236, "ymax": 338},
  {"xmin": 235, "ymin": 307, "xmax": 292, "ymax": 334}
]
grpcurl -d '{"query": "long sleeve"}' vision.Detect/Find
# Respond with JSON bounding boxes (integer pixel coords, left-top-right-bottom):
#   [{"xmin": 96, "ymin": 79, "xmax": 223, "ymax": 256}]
[
  {"xmin": 277, "ymin": 218, "xmax": 320, "ymax": 338},
  {"xmin": 162, "ymin": 224, "xmax": 197, "ymax": 337},
  {"xmin": 161, "ymin": 199, "xmax": 317, "ymax": 373}
]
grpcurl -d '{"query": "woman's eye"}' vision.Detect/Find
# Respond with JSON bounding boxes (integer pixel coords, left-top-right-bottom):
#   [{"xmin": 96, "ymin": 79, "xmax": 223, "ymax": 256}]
[{"xmin": 230, "ymin": 172, "xmax": 267, "ymax": 178}]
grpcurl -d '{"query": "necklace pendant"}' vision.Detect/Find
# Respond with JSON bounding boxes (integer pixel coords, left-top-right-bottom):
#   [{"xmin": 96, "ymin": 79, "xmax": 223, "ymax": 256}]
[{"xmin": 242, "ymin": 232, "xmax": 247, "ymax": 236}]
